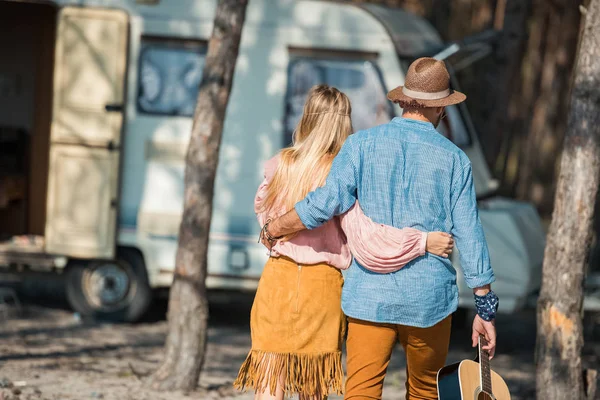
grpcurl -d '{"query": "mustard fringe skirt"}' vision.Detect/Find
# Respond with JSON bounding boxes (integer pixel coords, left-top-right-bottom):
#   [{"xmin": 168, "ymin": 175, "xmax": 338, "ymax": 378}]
[{"xmin": 234, "ymin": 256, "xmax": 346, "ymax": 397}]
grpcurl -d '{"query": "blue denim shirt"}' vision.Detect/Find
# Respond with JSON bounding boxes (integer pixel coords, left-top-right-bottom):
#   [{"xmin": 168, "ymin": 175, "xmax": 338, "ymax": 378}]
[{"xmin": 295, "ymin": 117, "xmax": 495, "ymax": 327}]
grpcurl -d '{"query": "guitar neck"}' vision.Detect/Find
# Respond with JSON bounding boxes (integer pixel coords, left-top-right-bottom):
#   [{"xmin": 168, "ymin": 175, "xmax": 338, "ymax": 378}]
[{"xmin": 479, "ymin": 335, "xmax": 493, "ymax": 394}]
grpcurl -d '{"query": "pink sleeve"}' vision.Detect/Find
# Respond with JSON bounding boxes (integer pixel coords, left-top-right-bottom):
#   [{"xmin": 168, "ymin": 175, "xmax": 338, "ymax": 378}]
[
  {"xmin": 340, "ymin": 202, "xmax": 427, "ymax": 274},
  {"xmin": 254, "ymin": 155, "xmax": 280, "ymax": 226}
]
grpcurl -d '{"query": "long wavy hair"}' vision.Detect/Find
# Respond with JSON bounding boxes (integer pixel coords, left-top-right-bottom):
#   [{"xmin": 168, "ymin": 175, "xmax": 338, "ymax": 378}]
[{"xmin": 259, "ymin": 84, "xmax": 353, "ymax": 217}]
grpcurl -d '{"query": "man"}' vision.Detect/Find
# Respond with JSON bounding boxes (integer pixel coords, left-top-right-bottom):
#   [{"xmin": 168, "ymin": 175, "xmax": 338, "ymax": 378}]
[{"xmin": 261, "ymin": 57, "xmax": 499, "ymax": 400}]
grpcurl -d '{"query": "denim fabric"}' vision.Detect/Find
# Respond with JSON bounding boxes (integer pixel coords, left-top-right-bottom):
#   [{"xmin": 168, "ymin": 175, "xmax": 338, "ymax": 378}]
[{"xmin": 295, "ymin": 117, "xmax": 495, "ymax": 327}]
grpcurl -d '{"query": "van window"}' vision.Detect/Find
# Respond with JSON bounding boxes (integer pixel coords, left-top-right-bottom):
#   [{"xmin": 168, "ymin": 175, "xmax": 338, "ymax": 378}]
[
  {"xmin": 137, "ymin": 37, "xmax": 207, "ymax": 117},
  {"xmin": 284, "ymin": 57, "xmax": 393, "ymax": 145}
]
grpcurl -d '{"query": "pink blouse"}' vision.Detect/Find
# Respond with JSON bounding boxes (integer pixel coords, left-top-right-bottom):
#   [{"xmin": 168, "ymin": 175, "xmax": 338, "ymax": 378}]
[{"xmin": 256, "ymin": 156, "xmax": 427, "ymax": 272}]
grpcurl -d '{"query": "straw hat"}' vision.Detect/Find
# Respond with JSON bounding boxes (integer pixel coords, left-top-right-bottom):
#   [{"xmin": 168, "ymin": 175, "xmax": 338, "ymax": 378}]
[{"xmin": 387, "ymin": 57, "xmax": 466, "ymax": 108}]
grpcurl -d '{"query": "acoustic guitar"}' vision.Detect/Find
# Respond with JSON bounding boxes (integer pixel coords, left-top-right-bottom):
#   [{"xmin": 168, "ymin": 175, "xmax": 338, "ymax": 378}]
[{"xmin": 437, "ymin": 335, "xmax": 511, "ymax": 400}]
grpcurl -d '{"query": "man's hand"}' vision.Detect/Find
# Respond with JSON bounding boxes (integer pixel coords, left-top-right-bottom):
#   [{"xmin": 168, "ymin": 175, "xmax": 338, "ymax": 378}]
[
  {"xmin": 425, "ymin": 232, "xmax": 454, "ymax": 257},
  {"xmin": 472, "ymin": 314, "xmax": 496, "ymax": 359},
  {"xmin": 260, "ymin": 235, "xmax": 272, "ymax": 249},
  {"xmin": 259, "ymin": 209, "xmax": 307, "ymax": 250}
]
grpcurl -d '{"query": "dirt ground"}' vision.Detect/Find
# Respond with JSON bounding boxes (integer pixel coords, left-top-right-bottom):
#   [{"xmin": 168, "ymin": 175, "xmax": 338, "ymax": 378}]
[{"xmin": 0, "ymin": 279, "xmax": 599, "ymax": 400}]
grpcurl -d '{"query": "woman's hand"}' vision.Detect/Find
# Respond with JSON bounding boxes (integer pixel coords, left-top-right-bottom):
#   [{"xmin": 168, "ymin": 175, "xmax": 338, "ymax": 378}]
[{"xmin": 426, "ymin": 232, "xmax": 454, "ymax": 258}]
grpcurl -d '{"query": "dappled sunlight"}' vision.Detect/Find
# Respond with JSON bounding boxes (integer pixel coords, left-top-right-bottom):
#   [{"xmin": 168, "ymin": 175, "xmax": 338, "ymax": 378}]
[
  {"xmin": 48, "ymin": 148, "xmax": 113, "ymax": 247},
  {"xmin": 221, "ymin": 145, "xmax": 243, "ymax": 182}
]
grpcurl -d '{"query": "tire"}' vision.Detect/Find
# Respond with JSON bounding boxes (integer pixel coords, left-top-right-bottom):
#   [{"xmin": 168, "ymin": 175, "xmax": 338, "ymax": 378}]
[{"xmin": 65, "ymin": 247, "xmax": 152, "ymax": 323}]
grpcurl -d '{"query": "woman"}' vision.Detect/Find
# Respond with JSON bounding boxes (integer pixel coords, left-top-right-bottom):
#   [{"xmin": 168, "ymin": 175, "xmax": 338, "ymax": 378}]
[{"xmin": 234, "ymin": 85, "xmax": 453, "ymax": 400}]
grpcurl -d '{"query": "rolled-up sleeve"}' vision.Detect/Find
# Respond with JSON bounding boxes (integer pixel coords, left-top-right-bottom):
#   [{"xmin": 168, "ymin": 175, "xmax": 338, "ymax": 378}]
[
  {"xmin": 295, "ymin": 136, "xmax": 359, "ymax": 230},
  {"xmin": 451, "ymin": 163, "xmax": 495, "ymax": 288}
]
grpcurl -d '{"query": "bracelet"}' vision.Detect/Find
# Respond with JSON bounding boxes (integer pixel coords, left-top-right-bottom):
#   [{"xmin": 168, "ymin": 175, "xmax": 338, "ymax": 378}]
[
  {"xmin": 263, "ymin": 220, "xmax": 279, "ymax": 242},
  {"xmin": 258, "ymin": 219, "xmax": 272, "ymax": 244},
  {"xmin": 259, "ymin": 219, "xmax": 281, "ymax": 245},
  {"xmin": 474, "ymin": 290, "xmax": 499, "ymax": 322}
]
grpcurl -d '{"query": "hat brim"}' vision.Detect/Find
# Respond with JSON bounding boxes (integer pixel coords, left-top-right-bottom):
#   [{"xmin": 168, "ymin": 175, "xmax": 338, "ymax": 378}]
[{"xmin": 387, "ymin": 86, "xmax": 466, "ymax": 107}]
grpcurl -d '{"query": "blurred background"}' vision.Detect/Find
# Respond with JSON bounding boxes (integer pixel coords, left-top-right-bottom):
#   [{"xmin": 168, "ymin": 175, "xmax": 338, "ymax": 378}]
[{"xmin": 0, "ymin": 0, "xmax": 598, "ymax": 399}]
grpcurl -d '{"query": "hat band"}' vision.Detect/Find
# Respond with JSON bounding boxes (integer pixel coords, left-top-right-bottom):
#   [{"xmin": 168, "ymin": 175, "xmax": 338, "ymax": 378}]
[{"xmin": 402, "ymin": 87, "xmax": 450, "ymax": 100}]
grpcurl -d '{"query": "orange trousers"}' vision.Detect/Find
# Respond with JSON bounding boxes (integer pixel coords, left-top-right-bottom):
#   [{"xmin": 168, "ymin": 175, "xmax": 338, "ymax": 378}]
[{"xmin": 345, "ymin": 315, "xmax": 452, "ymax": 400}]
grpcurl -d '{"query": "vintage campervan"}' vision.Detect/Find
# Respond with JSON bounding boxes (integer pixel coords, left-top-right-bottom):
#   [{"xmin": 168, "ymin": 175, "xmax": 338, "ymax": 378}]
[{"xmin": 0, "ymin": 0, "xmax": 546, "ymax": 321}]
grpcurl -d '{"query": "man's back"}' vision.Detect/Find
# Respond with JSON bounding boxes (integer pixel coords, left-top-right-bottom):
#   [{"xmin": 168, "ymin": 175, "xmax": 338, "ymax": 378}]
[
  {"xmin": 354, "ymin": 117, "xmax": 465, "ymax": 234},
  {"xmin": 295, "ymin": 116, "xmax": 494, "ymax": 327},
  {"xmin": 343, "ymin": 117, "xmax": 469, "ymax": 326}
]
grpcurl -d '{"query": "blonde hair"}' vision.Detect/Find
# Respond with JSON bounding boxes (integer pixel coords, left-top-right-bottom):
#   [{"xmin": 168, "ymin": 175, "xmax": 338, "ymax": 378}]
[{"xmin": 260, "ymin": 84, "xmax": 353, "ymax": 217}]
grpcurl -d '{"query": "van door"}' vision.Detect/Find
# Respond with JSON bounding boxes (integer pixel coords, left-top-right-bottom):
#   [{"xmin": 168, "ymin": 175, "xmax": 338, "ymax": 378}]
[{"xmin": 45, "ymin": 7, "xmax": 128, "ymax": 259}]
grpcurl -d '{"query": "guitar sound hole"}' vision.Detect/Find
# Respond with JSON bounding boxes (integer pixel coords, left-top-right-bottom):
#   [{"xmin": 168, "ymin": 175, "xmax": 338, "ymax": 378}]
[{"xmin": 477, "ymin": 392, "xmax": 494, "ymax": 400}]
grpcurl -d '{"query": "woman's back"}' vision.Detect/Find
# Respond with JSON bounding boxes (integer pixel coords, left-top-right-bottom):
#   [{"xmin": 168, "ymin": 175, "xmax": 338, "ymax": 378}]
[{"xmin": 255, "ymin": 155, "xmax": 352, "ymax": 269}]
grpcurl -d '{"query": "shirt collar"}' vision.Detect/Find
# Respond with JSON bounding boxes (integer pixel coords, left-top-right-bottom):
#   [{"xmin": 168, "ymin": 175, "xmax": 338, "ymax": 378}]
[{"xmin": 391, "ymin": 116, "xmax": 435, "ymax": 130}]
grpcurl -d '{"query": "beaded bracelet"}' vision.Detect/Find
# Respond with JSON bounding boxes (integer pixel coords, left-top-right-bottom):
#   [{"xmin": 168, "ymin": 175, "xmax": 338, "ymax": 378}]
[
  {"xmin": 262, "ymin": 220, "xmax": 279, "ymax": 243},
  {"xmin": 474, "ymin": 290, "xmax": 499, "ymax": 322}
]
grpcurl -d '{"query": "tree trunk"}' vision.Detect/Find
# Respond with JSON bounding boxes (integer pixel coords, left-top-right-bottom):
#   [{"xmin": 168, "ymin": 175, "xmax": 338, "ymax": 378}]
[
  {"xmin": 536, "ymin": 1, "xmax": 600, "ymax": 399},
  {"xmin": 509, "ymin": 0, "xmax": 582, "ymax": 214},
  {"xmin": 148, "ymin": 0, "xmax": 248, "ymax": 392}
]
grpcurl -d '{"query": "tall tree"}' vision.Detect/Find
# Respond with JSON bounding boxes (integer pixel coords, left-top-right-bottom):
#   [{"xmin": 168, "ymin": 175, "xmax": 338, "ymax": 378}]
[
  {"xmin": 536, "ymin": 1, "xmax": 599, "ymax": 399},
  {"xmin": 503, "ymin": 0, "xmax": 582, "ymax": 214},
  {"xmin": 148, "ymin": 0, "xmax": 248, "ymax": 391}
]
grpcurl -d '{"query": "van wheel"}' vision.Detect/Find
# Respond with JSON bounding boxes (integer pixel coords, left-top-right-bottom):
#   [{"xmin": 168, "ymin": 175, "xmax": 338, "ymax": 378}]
[{"xmin": 65, "ymin": 248, "xmax": 152, "ymax": 323}]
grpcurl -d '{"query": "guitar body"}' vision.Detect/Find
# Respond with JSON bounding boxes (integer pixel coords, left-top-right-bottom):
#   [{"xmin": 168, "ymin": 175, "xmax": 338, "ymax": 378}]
[
  {"xmin": 437, "ymin": 360, "xmax": 511, "ymax": 400},
  {"xmin": 437, "ymin": 362, "xmax": 463, "ymax": 400}
]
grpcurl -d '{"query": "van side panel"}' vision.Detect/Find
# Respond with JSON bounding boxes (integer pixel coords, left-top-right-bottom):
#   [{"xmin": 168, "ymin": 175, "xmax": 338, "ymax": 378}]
[{"xmin": 115, "ymin": 0, "xmax": 403, "ymax": 288}]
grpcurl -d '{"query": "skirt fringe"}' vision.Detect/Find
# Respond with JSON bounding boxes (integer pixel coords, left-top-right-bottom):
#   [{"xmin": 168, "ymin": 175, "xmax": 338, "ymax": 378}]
[{"xmin": 233, "ymin": 349, "xmax": 344, "ymax": 397}]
